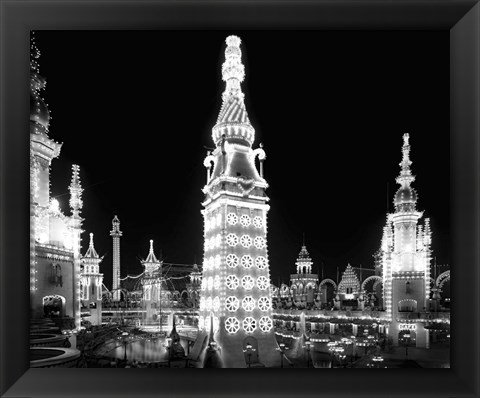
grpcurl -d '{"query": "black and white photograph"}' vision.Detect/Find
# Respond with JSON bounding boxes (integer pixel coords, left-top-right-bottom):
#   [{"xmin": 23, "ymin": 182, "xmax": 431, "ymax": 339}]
[{"xmin": 28, "ymin": 30, "xmax": 450, "ymax": 369}]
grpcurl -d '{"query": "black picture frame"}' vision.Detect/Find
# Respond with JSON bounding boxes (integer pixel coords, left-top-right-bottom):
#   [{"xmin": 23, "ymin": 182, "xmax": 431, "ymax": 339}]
[{"xmin": 0, "ymin": 1, "xmax": 478, "ymax": 397}]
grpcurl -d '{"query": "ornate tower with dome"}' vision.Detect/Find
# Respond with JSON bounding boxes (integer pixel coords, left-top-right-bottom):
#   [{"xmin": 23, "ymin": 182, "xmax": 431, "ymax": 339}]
[
  {"xmin": 30, "ymin": 34, "xmax": 83, "ymax": 331},
  {"xmin": 380, "ymin": 133, "xmax": 432, "ymax": 348},
  {"xmin": 199, "ymin": 35, "xmax": 279, "ymax": 367},
  {"xmin": 289, "ymin": 243, "xmax": 319, "ymax": 306},
  {"xmin": 80, "ymin": 233, "xmax": 104, "ymax": 325}
]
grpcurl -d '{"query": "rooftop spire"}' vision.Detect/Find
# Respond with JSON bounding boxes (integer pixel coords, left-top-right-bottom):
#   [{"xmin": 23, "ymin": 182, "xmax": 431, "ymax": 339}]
[
  {"xmin": 69, "ymin": 164, "xmax": 83, "ymax": 216},
  {"xmin": 84, "ymin": 233, "xmax": 99, "ymax": 259},
  {"xmin": 212, "ymin": 35, "xmax": 255, "ymax": 147},
  {"xmin": 396, "ymin": 133, "xmax": 415, "ymax": 188},
  {"xmin": 142, "ymin": 239, "xmax": 160, "ymax": 270},
  {"xmin": 222, "ymin": 35, "xmax": 245, "ymax": 102}
]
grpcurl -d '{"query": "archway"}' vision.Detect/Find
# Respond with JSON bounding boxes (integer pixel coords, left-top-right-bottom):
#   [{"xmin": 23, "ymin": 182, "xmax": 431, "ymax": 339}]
[
  {"xmin": 319, "ymin": 279, "xmax": 337, "ymax": 304},
  {"xmin": 43, "ymin": 295, "xmax": 66, "ymax": 318}
]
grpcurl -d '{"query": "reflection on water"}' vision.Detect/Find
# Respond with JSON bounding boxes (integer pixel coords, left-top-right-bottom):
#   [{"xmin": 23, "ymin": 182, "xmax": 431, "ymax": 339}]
[
  {"xmin": 105, "ymin": 336, "xmax": 189, "ymax": 363},
  {"xmin": 311, "ymin": 351, "xmax": 332, "ymax": 368}
]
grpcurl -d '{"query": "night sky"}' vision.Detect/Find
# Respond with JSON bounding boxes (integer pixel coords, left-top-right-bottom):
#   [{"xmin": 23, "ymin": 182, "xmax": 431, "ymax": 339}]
[{"xmin": 33, "ymin": 30, "xmax": 450, "ymax": 290}]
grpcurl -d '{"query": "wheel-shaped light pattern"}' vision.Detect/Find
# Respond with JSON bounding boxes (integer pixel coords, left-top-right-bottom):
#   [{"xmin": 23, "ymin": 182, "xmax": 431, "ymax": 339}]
[
  {"xmin": 255, "ymin": 256, "xmax": 267, "ymax": 269},
  {"xmin": 226, "ymin": 275, "xmax": 239, "ymax": 290},
  {"xmin": 241, "ymin": 255, "xmax": 253, "ymax": 269},
  {"xmin": 253, "ymin": 216, "xmax": 263, "ymax": 228},
  {"xmin": 227, "ymin": 233, "xmax": 238, "ymax": 247},
  {"xmin": 226, "ymin": 254, "xmax": 239, "ymax": 268},
  {"xmin": 215, "ymin": 234, "xmax": 221, "ymax": 248},
  {"xmin": 214, "ymin": 255, "xmax": 221, "ymax": 269},
  {"xmin": 241, "ymin": 275, "xmax": 255, "ymax": 290},
  {"xmin": 240, "ymin": 235, "xmax": 252, "ymax": 248},
  {"xmin": 212, "ymin": 296, "xmax": 220, "ymax": 311},
  {"xmin": 199, "ymin": 297, "xmax": 205, "ymax": 311},
  {"xmin": 205, "ymin": 297, "xmax": 212, "ymax": 311},
  {"xmin": 225, "ymin": 317, "xmax": 240, "ymax": 334},
  {"xmin": 254, "ymin": 236, "xmax": 266, "ymax": 249},
  {"xmin": 257, "ymin": 276, "xmax": 269, "ymax": 290},
  {"xmin": 225, "ymin": 296, "xmax": 239, "ymax": 312},
  {"xmin": 227, "ymin": 213, "xmax": 238, "ymax": 225},
  {"xmin": 207, "ymin": 277, "xmax": 214, "ymax": 290},
  {"xmin": 242, "ymin": 296, "xmax": 255, "ymax": 312},
  {"xmin": 243, "ymin": 317, "xmax": 256, "ymax": 333},
  {"xmin": 258, "ymin": 296, "xmax": 271, "ymax": 311},
  {"xmin": 259, "ymin": 316, "xmax": 273, "ymax": 332},
  {"xmin": 240, "ymin": 215, "xmax": 251, "ymax": 227},
  {"xmin": 201, "ymin": 279, "xmax": 207, "ymax": 291}
]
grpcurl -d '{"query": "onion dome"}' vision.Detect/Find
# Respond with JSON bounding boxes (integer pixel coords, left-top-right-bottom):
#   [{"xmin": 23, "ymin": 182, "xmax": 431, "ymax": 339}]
[
  {"xmin": 394, "ymin": 186, "xmax": 417, "ymax": 206},
  {"xmin": 394, "ymin": 133, "xmax": 418, "ymax": 210},
  {"xmin": 212, "ymin": 36, "xmax": 255, "ymax": 147},
  {"xmin": 30, "ymin": 33, "xmax": 50, "ymax": 133}
]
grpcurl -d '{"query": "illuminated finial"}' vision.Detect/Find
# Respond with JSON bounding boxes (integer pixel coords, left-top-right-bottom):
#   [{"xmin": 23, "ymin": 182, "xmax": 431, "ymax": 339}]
[
  {"xmin": 149, "ymin": 239, "xmax": 154, "ymax": 254},
  {"xmin": 69, "ymin": 164, "xmax": 83, "ymax": 215},
  {"xmin": 396, "ymin": 133, "xmax": 415, "ymax": 188},
  {"xmin": 89, "ymin": 233, "xmax": 94, "ymax": 248},
  {"xmin": 222, "ymin": 35, "xmax": 245, "ymax": 102}
]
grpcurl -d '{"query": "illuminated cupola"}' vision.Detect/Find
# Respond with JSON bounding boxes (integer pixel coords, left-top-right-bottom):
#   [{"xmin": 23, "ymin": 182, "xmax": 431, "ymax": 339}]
[{"xmin": 296, "ymin": 245, "xmax": 313, "ymax": 274}]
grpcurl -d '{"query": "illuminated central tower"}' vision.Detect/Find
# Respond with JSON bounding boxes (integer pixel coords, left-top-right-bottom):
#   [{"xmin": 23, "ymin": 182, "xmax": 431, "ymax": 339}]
[
  {"xmin": 381, "ymin": 134, "xmax": 433, "ymax": 348},
  {"xmin": 199, "ymin": 36, "xmax": 279, "ymax": 367}
]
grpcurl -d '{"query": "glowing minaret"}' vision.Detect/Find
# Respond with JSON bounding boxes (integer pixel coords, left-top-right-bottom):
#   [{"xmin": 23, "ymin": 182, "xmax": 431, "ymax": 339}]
[
  {"xmin": 69, "ymin": 164, "xmax": 84, "ymax": 329},
  {"xmin": 200, "ymin": 36, "xmax": 278, "ymax": 367},
  {"xmin": 110, "ymin": 215, "xmax": 122, "ymax": 301},
  {"xmin": 381, "ymin": 134, "xmax": 433, "ymax": 348},
  {"xmin": 81, "ymin": 233, "xmax": 104, "ymax": 325}
]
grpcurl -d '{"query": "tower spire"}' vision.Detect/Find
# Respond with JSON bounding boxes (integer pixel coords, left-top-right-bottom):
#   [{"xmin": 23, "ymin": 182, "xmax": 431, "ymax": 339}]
[
  {"xmin": 84, "ymin": 232, "xmax": 99, "ymax": 259},
  {"xmin": 396, "ymin": 133, "xmax": 415, "ymax": 188},
  {"xmin": 222, "ymin": 35, "xmax": 245, "ymax": 102},
  {"xmin": 212, "ymin": 35, "xmax": 255, "ymax": 147},
  {"xmin": 69, "ymin": 164, "xmax": 83, "ymax": 217}
]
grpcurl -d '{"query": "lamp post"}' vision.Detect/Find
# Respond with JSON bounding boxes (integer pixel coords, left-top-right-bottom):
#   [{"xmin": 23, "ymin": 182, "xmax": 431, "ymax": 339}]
[
  {"xmin": 404, "ymin": 333, "xmax": 410, "ymax": 358},
  {"xmin": 163, "ymin": 337, "xmax": 172, "ymax": 367},
  {"xmin": 372, "ymin": 355, "xmax": 384, "ymax": 368},
  {"xmin": 276, "ymin": 342, "xmax": 288, "ymax": 368},
  {"xmin": 243, "ymin": 343, "xmax": 256, "ymax": 368},
  {"xmin": 121, "ymin": 331, "xmax": 129, "ymax": 362},
  {"xmin": 303, "ymin": 340, "xmax": 311, "ymax": 368}
]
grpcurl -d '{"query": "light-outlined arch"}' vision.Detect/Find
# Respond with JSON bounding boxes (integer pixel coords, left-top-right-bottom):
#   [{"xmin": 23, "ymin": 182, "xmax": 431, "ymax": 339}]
[
  {"xmin": 436, "ymin": 270, "xmax": 450, "ymax": 289},
  {"xmin": 319, "ymin": 278, "xmax": 337, "ymax": 291},
  {"xmin": 361, "ymin": 275, "xmax": 383, "ymax": 292}
]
